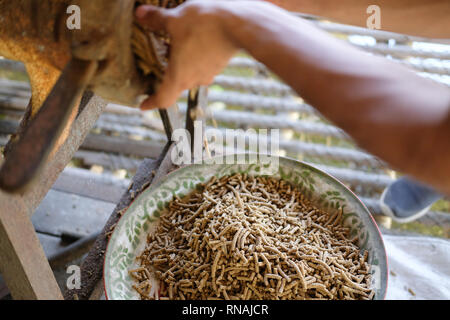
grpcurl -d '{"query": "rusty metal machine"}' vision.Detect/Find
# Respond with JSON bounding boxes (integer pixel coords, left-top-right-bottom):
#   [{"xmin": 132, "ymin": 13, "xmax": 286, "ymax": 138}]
[
  {"xmin": 0, "ymin": 0, "xmax": 202, "ymax": 299},
  {"xmin": 0, "ymin": 0, "xmax": 184, "ymax": 192}
]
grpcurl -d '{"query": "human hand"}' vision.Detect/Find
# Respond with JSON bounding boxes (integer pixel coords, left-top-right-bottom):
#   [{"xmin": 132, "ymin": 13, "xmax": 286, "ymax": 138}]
[{"xmin": 135, "ymin": 0, "xmax": 239, "ymax": 109}]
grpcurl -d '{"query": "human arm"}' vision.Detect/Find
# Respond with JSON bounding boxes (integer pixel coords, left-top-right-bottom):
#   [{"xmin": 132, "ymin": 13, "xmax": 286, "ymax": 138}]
[{"xmin": 136, "ymin": 1, "xmax": 450, "ymax": 195}]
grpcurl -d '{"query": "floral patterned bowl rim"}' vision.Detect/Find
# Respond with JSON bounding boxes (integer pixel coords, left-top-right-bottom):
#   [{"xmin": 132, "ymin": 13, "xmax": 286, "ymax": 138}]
[{"xmin": 104, "ymin": 155, "xmax": 388, "ymax": 300}]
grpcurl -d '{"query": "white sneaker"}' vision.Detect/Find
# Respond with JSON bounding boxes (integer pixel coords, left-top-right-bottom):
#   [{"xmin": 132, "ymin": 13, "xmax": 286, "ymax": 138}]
[{"xmin": 379, "ymin": 177, "xmax": 441, "ymax": 224}]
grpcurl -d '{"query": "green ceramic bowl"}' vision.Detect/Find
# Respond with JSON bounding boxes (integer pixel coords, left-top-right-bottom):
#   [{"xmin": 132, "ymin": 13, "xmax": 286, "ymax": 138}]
[{"xmin": 104, "ymin": 155, "xmax": 388, "ymax": 300}]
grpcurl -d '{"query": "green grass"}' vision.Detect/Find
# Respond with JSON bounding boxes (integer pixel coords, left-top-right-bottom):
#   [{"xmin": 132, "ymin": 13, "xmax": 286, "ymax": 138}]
[
  {"xmin": 222, "ymin": 67, "xmax": 257, "ymax": 78},
  {"xmin": 432, "ymin": 199, "xmax": 450, "ymax": 213},
  {"xmin": 0, "ymin": 70, "xmax": 29, "ymax": 82},
  {"xmin": 391, "ymin": 221, "xmax": 448, "ymax": 238}
]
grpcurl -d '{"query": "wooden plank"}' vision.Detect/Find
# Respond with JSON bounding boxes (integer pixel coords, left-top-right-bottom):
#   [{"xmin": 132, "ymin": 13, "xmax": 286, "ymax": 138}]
[
  {"xmin": 0, "ymin": 232, "xmax": 87, "ymax": 300},
  {"xmin": 0, "ymin": 59, "xmax": 27, "ymax": 73},
  {"xmin": 0, "ymin": 93, "xmax": 106, "ymax": 300},
  {"xmin": 75, "ymin": 150, "xmax": 142, "ymax": 171},
  {"xmin": 0, "ymin": 108, "xmax": 23, "ymax": 118},
  {"xmin": 0, "ymin": 87, "xmax": 30, "ymax": 99},
  {"xmin": 0, "ymin": 118, "xmax": 18, "ymax": 135},
  {"xmin": 0, "ymin": 198, "xmax": 63, "ymax": 299},
  {"xmin": 0, "ymin": 135, "xmax": 8, "ymax": 148},
  {"xmin": 0, "ymin": 79, "xmax": 30, "ymax": 91},
  {"xmin": 32, "ymin": 189, "xmax": 115, "ymax": 238},
  {"xmin": 0, "ymin": 118, "xmax": 165, "ymax": 160},
  {"xmin": 52, "ymin": 167, "xmax": 130, "ymax": 204},
  {"xmin": 82, "ymin": 133, "xmax": 164, "ymax": 159},
  {"xmin": 0, "ymin": 232, "xmax": 66, "ymax": 299},
  {"xmin": 20, "ymin": 94, "xmax": 107, "ymax": 213},
  {"xmin": 0, "ymin": 95, "xmax": 29, "ymax": 111}
]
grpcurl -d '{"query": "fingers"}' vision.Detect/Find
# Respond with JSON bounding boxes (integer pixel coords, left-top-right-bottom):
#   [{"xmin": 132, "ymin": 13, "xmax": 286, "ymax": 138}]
[
  {"xmin": 136, "ymin": 5, "xmax": 177, "ymax": 110},
  {"xmin": 135, "ymin": 5, "xmax": 170, "ymax": 32},
  {"xmin": 140, "ymin": 64, "xmax": 182, "ymax": 110}
]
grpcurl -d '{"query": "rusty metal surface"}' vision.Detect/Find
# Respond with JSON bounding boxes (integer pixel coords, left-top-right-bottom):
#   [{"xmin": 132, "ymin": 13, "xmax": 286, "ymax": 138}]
[
  {"xmin": 0, "ymin": 0, "xmax": 152, "ymax": 109},
  {"xmin": 159, "ymin": 109, "xmax": 174, "ymax": 141},
  {"xmin": 21, "ymin": 93, "xmax": 107, "ymax": 215},
  {"xmin": 0, "ymin": 0, "xmax": 162, "ymax": 194},
  {"xmin": 159, "ymin": 103, "xmax": 183, "ymax": 141},
  {"xmin": 0, "ymin": 0, "xmax": 167, "ymax": 195},
  {"xmin": 186, "ymin": 87, "xmax": 208, "ymax": 154},
  {"xmin": 70, "ymin": 0, "xmax": 153, "ymax": 107},
  {"xmin": 0, "ymin": 59, "xmax": 97, "ymax": 192}
]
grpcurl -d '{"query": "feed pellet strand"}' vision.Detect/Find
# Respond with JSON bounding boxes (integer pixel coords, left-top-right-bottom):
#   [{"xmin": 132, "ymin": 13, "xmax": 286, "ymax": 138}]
[{"xmin": 130, "ymin": 174, "xmax": 373, "ymax": 300}]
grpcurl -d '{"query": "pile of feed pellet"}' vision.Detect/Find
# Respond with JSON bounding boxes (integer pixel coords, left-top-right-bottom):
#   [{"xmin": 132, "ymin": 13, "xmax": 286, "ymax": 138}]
[
  {"xmin": 132, "ymin": 0, "xmax": 185, "ymax": 80},
  {"xmin": 129, "ymin": 174, "xmax": 374, "ymax": 300}
]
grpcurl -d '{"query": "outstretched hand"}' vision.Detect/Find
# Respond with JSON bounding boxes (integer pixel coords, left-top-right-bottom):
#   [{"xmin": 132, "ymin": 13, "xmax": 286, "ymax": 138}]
[{"xmin": 135, "ymin": 1, "xmax": 239, "ymax": 110}]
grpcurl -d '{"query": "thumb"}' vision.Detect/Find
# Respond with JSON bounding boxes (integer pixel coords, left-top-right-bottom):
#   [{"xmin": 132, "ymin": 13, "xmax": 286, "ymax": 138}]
[{"xmin": 135, "ymin": 5, "xmax": 170, "ymax": 32}]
